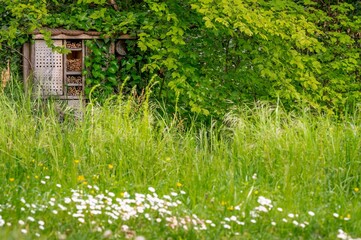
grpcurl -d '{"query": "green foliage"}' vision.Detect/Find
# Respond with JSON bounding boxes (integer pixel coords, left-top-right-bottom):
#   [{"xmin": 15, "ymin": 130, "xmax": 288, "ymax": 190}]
[
  {"xmin": 84, "ymin": 40, "xmax": 120, "ymax": 101},
  {"xmin": 2, "ymin": 0, "xmax": 361, "ymax": 120},
  {"xmin": 1, "ymin": 81, "xmax": 361, "ymax": 238}
]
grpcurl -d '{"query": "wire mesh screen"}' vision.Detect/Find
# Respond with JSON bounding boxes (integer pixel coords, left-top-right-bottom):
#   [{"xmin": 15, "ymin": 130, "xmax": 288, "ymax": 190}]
[{"xmin": 34, "ymin": 40, "xmax": 63, "ymax": 96}]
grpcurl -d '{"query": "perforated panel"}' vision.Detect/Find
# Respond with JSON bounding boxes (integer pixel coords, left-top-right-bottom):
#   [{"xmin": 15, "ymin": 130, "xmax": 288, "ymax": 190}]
[{"xmin": 34, "ymin": 40, "xmax": 63, "ymax": 95}]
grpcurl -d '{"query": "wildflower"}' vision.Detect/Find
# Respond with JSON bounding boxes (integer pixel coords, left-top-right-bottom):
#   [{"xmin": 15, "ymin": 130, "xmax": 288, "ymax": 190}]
[
  {"xmin": 228, "ymin": 205, "xmax": 234, "ymax": 211},
  {"xmin": 250, "ymin": 210, "xmax": 259, "ymax": 218},
  {"xmin": 103, "ymin": 230, "xmax": 112, "ymax": 238},
  {"xmin": 288, "ymin": 213, "xmax": 295, "ymax": 218},
  {"xmin": 121, "ymin": 225, "xmax": 129, "ymax": 231},
  {"xmin": 250, "ymin": 219, "xmax": 257, "ymax": 223},
  {"xmin": 176, "ymin": 182, "xmax": 182, "ymax": 187},
  {"xmin": 354, "ymin": 187, "xmax": 359, "ymax": 193},
  {"xmin": 148, "ymin": 187, "xmax": 155, "ymax": 193},
  {"xmin": 337, "ymin": 229, "xmax": 348, "ymax": 240},
  {"xmin": 108, "ymin": 164, "xmax": 113, "ymax": 170},
  {"xmin": 257, "ymin": 196, "xmax": 272, "ymax": 207},
  {"xmin": 56, "ymin": 184, "xmax": 62, "ymax": 188},
  {"xmin": 277, "ymin": 207, "xmax": 283, "ymax": 212},
  {"xmin": 230, "ymin": 216, "xmax": 237, "ymax": 221},
  {"xmin": 223, "ymin": 224, "xmax": 231, "ymax": 229},
  {"xmin": 9, "ymin": 178, "xmax": 14, "ymax": 182},
  {"xmin": 333, "ymin": 213, "xmax": 339, "ymax": 218},
  {"xmin": 252, "ymin": 173, "xmax": 257, "ymax": 180},
  {"xmin": 21, "ymin": 229, "xmax": 27, "ymax": 234},
  {"xmin": 308, "ymin": 211, "xmax": 315, "ymax": 216},
  {"xmin": 271, "ymin": 221, "xmax": 276, "ymax": 226},
  {"xmin": 40, "ymin": 180, "xmax": 46, "ymax": 184},
  {"xmin": 344, "ymin": 214, "xmax": 351, "ymax": 220},
  {"xmin": 77, "ymin": 175, "xmax": 85, "ymax": 182},
  {"xmin": 74, "ymin": 160, "xmax": 80, "ymax": 164},
  {"xmin": 35, "ymin": 176, "xmax": 39, "ymax": 179},
  {"xmin": 45, "ymin": 176, "xmax": 50, "ymax": 179},
  {"xmin": 255, "ymin": 205, "xmax": 269, "ymax": 213},
  {"xmin": 163, "ymin": 195, "xmax": 171, "ymax": 200},
  {"xmin": 18, "ymin": 220, "xmax": 25, "ymax": 225},
  {"xmin": 135, "ymin": 236, "xmax": 146, "ymax": 240}
]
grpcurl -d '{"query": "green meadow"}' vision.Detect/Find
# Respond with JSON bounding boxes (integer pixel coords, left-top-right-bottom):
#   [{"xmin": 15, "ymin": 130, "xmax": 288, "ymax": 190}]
[{"xmin": 0, "ymin": 80, "xmax": 361, "ymax": 239}]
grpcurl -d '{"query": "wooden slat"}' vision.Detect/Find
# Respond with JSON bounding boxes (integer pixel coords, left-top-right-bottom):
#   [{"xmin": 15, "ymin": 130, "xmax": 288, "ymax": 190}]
[{"xmin": 33, "ymin": 33, "xmax": 137, "ymax": 40}]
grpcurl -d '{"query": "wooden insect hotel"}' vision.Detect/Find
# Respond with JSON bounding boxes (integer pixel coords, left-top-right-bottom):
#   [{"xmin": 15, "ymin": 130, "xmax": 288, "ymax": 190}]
[{"xmin": 22, "ymin": 28, "xmax": 132, "ymax": 112}]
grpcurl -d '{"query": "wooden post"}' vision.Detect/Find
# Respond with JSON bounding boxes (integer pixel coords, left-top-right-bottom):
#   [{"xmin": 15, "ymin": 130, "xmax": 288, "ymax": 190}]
[{"xmin": 22, "ymin": 42, "xmax": 30, "ymax": 91}]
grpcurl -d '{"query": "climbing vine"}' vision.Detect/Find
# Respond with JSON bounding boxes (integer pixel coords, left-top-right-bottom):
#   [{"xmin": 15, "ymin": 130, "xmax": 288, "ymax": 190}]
[{"xmin": 84, "ymin": 40, "xmax": 120, "ymax": 102}]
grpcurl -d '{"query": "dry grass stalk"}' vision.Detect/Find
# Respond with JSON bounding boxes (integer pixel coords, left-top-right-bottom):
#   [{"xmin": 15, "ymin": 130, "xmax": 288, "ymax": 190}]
[{"xmin": 1, "ymin": 60, "xmax": 10, "ymax": 90}]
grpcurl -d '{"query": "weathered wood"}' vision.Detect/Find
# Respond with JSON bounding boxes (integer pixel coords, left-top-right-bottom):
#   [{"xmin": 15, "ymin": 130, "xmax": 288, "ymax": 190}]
[
  {"xmin": 22, "ymin": 43, "xmax": 30, "ymax": 89},
  {"xmin": 33, "ymin": 33, "xmax": 136, "ymax": 40}
]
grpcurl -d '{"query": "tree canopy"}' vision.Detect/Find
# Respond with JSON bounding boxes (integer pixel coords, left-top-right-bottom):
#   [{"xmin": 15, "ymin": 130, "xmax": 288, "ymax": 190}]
[{"xmin": 1, "ymin": 0, "xmax": 361, "ymax": 119}]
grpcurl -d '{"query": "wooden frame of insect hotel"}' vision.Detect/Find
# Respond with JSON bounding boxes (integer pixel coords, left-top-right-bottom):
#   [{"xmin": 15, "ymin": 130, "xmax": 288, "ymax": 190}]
[{"xmin": 22, "ymin": 28, "xmax": 133, "ymax": 111}]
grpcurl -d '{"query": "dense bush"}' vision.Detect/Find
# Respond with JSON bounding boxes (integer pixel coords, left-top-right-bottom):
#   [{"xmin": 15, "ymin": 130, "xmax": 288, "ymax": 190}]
[{"xmin": 2, "ymin": 0, "xmax": 361, "ymax": 121}]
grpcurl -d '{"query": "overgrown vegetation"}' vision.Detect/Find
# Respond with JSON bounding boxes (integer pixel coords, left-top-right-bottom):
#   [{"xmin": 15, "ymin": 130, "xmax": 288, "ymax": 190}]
[
  {"xmin": 2, "ymin": 0, "xmax": 361, "ymax": 119},
  {"xmin": 2, "ymin": 1, "xmax": 361, "ymax": 238},
  {"xmin": 0, "ymin": 76, "xmax": 361, "ymax": 239}
]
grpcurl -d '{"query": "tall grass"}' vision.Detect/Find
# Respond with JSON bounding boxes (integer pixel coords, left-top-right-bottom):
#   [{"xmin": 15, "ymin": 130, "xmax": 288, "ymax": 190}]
[{"xmin": 0, "ymin": 77, "xmax": 361, "ymax": 239}]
